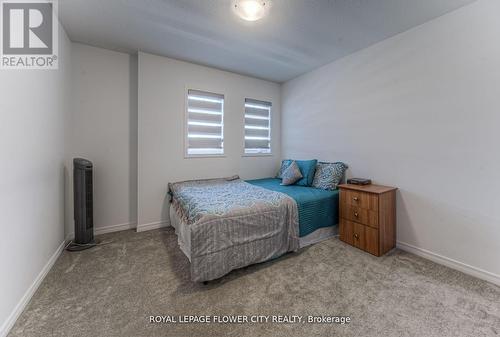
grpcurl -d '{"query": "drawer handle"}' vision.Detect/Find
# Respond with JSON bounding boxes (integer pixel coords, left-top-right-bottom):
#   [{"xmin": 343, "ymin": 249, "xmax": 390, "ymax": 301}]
[
  {"xmin": 353, "ymin": 197, "xmax": 359, "ymax": 201},
  {"xmin": 354, "ymin": 233, "xmax": 359, "ymax": 240},
  {"xmin": 354, "ymin": 212, "xmax": 359, "ymax": 218}
]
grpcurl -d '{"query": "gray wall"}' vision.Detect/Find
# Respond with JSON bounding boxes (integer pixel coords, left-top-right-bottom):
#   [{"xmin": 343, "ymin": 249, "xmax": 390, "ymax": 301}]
[
  {"xmin": 66, "ymin": 43, "xmax": 138, "ymax": 236},
  {"xmin": 67, "ymin": 48, "xmax": 281, "ymax": 233},
  {"xmin": 0, "ymin": 23, "xmax": 72, "ymax": 335},
  {"xmin": 137, "ymin": 52, "xmax": 282, "ymax": 229},
  {"xmin": 282, "ymin": 0, "xmax": 500, "ymax": 280}
]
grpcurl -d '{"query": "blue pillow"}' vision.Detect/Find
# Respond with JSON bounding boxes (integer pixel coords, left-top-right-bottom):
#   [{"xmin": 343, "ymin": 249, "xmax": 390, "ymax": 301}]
[{"xmin": 294, "ymin": 159, "xmax": 318, "ymax": 186}]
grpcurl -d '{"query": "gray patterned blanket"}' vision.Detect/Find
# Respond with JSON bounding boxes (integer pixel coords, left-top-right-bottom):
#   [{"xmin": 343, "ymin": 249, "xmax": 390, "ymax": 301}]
[{"xmin": 168, "ymin": 177, "xmax": 299, "ymax": 282}]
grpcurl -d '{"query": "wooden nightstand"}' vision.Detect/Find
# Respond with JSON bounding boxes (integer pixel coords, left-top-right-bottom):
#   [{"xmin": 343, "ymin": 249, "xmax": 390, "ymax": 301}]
[{"xmin": 339, "ymin": 184, "xmax": 397, "ymax": 256}]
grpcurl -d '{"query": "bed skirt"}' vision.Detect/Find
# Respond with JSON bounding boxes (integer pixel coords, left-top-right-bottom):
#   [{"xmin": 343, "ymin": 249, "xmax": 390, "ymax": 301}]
[{"xmin": 170, "ymin": 206, "xmax": 337, "ymax": 268}]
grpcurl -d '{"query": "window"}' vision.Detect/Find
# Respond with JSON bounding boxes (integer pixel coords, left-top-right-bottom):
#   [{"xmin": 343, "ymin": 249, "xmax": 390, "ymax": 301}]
[
  {"xmin": 244, "ymin": 98, "xmax": 272, "ymax": 155},
  {"xmin": 186, "ymin": 89, "xmax": 224, "ymax": 157}
]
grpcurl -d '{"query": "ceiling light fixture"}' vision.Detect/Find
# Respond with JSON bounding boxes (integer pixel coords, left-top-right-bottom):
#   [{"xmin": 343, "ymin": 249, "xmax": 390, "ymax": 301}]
[{"xmin": 233, "ymin": 0, "xmax": 268, "ymax": 22}]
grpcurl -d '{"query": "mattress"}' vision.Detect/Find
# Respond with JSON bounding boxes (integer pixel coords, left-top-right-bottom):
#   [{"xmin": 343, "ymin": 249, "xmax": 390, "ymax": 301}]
[{"xmin": 246, "ymin": 178, "xmax": 339, "ymax": 237}]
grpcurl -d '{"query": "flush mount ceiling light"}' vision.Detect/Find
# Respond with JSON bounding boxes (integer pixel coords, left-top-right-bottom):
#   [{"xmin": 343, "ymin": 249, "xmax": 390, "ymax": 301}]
[{"xmin": 233, "ymin": 0, "xmax": 269, "ymax": 22}]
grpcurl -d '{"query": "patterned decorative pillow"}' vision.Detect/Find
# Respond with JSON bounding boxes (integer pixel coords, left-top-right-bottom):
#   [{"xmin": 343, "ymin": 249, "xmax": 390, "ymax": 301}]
[
  {"xmin": 312, "ymin": 162, "xmax": 348, "ymax": 190},
  {"xmin": 280, "ymin": 161, "xmax": 303, "ymax": 186},
  {"xmin": 276, "ymin": 159, "xmax": 293, "ymax": 179}
]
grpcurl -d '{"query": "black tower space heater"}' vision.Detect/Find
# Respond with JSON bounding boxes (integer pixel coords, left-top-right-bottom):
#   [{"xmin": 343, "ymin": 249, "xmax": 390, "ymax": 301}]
[{"xmin": 67, "ymin": 158, "xmax": 97, "ymax": 251}]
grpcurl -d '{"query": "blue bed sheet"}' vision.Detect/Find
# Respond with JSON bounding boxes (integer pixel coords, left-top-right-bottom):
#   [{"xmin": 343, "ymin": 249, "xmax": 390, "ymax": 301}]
[{"xmin": 246, "ymin": 178, "xmax": 339, "ymax": 237}]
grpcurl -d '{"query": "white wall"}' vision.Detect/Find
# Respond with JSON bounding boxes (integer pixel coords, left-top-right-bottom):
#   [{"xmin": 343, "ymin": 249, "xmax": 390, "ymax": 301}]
[
  {"xmin": 282, "ymin": 0, "xmax": 500, "ymax": 281},
  {"xmin": 138, "ymin": 52, "xmax": 281, "ymax": 229},
  {"xmin": 0, "ymin": 23, "xmax": 72, "ymax": 336},
  {"xmin": 67, "ymin": 43, "xmax": 138, "ymax": 235}
]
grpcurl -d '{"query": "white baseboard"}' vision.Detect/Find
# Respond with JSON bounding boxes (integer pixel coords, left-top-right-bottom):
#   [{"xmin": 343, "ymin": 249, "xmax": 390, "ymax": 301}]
[
  {"xmin": 136, "ymin": 220, "xmax": 170, "ymax": 232},
  {"xmin": 0, "ymin": 240, "xmax": 65, "ymax": 337},
  {"xmin": 94, "ymin": 222, "xmax": 136, "ymax": 235},
  {"xmin": 397, "ymin": 241, "xmax": 500, "ymax": 286},
  {"xmin": 66, "ymin": 222, "xmax": 136, "ymax": 241}
]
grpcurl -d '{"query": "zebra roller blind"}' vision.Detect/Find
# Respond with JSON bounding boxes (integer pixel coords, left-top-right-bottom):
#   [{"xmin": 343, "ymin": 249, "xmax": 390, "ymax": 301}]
[
  {"xmin": 186, "ymin": 89, "xmax": 224, "ymax": 156},
  {"xmin": 245, "ymin": 98, "xmax": 272, "ymax": 154}
]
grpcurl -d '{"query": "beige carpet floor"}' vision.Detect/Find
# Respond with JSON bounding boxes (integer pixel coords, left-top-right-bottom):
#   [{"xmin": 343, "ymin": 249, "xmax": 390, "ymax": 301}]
[{"xmin": 7, "ymin": 228, "xmax": 500, "ymax": 337}]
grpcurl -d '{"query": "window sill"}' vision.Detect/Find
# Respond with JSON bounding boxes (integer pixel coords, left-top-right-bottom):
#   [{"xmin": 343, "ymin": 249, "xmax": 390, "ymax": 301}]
[
  {"xmin": 242, "ymin": 153, "xmax": 273, "ymax": 158},
  {"xmin": 185, "ymin": 154, "xmax": 226, "ymax": 159}
]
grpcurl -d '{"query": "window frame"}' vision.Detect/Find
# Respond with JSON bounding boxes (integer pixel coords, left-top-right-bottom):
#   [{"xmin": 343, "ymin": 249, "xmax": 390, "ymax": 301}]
[
  {"xmin": 243, "ymin": 98, "xmax": 273, "ymax": 157},
  {"xmin": 184, "ymin": 87, "xmax": 226, "ymax": 158}
]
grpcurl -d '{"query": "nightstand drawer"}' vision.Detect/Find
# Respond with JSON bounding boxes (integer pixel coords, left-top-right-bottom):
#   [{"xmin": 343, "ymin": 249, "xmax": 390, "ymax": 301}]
[
  {"xmin": 339, "ymin": 219, "xmax": 379, "ymax": 255},
  {"xmin": 353, "ymin": 222, "xmax": 366, "ymax": 251},
  {"xmin": 339, "ymin": 218, "xmax": 354, "ymax": 246},
  {"xmin": 340, "ymin": 204, "xmax": 379, "ymax": 228},
  {"xmin": 340, "ymin": 219, "xmax": 366, "ymax": 249},
  {"xmin": 341, "ymin": 190, "xmax": 378, "ymax": 211}
]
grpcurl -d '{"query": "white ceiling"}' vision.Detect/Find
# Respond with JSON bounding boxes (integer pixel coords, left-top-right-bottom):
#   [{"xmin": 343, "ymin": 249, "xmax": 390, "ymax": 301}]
[{"xmin": 59, "ymin": 0, "xmax": 476, "ymax": 82}]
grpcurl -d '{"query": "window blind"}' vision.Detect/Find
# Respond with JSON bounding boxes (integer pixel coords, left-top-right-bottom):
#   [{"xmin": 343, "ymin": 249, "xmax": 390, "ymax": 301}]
[
  {"xmin": 186, "ymin": 89, "xmax": 224, "ymax": 156},
  {"xmin": 244, "ymin": 98, "xmax": 271, "ymax": 154}
]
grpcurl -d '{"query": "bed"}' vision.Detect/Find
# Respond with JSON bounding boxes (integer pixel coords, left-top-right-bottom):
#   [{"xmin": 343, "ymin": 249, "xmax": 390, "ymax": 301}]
[
  {"xmin": 169, "ymin": 176, "xmax": 339, "ymax": 282},
  {"xmin": 247, "ymin": 178, "xmax": 339, "ymax": 245}
]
